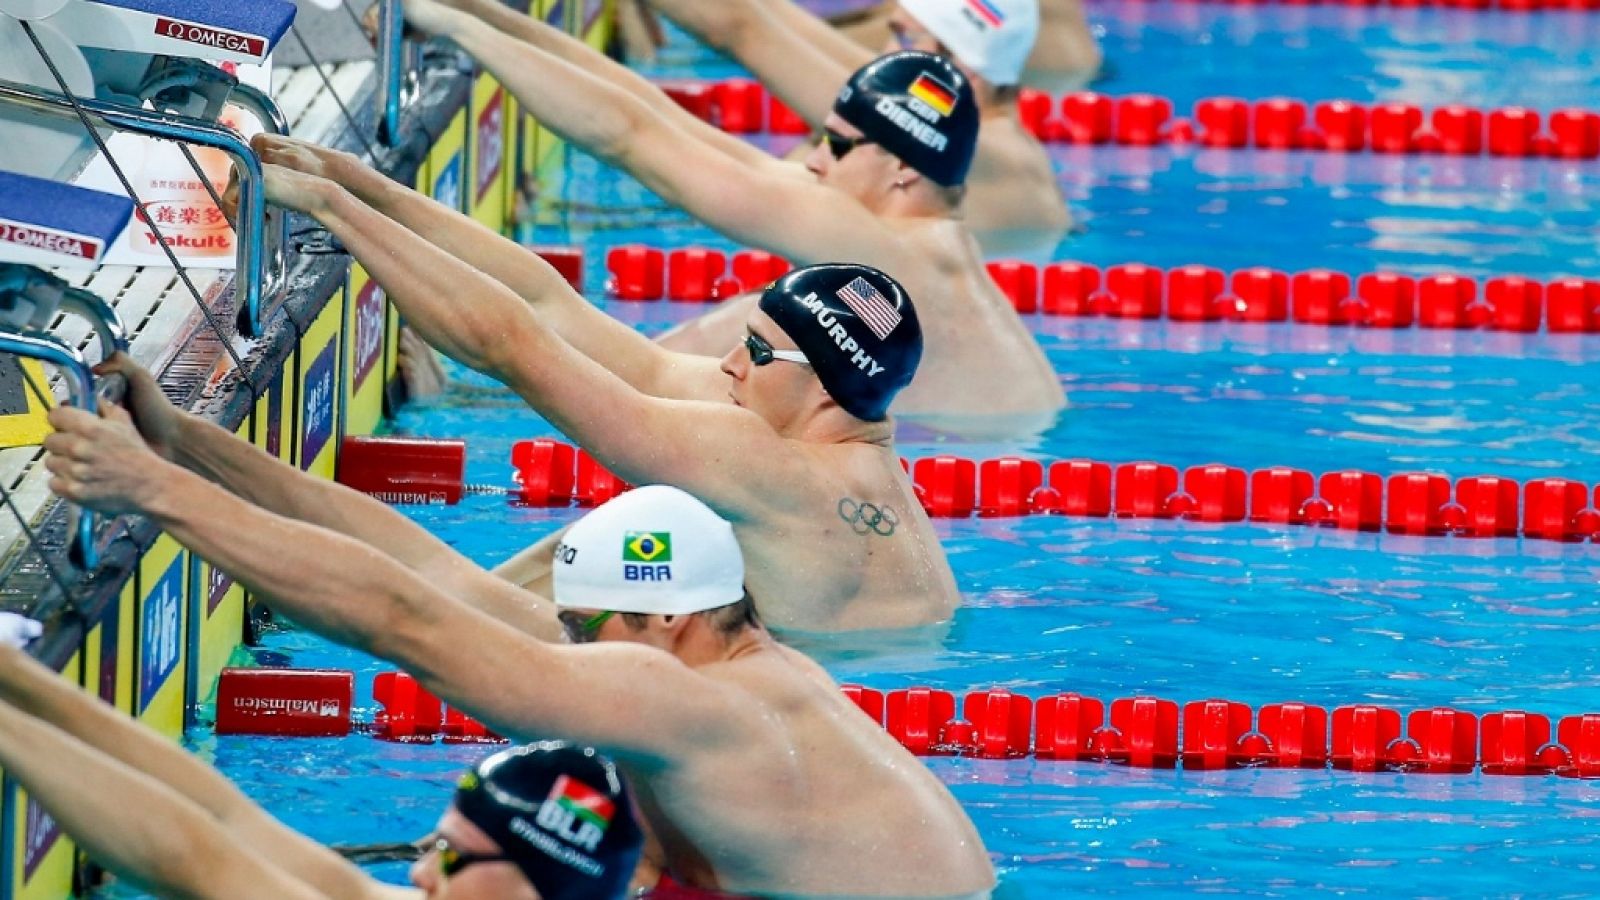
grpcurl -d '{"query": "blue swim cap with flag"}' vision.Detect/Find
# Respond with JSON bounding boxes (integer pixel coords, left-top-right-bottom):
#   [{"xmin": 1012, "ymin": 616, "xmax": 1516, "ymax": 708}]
[
  {"xmin": 833, "ymin": 51, "xmax": 979, "ymax": 187},
  {"xmin": 758, "ymin": 263, "xmax": 922, "ymax": 422}
]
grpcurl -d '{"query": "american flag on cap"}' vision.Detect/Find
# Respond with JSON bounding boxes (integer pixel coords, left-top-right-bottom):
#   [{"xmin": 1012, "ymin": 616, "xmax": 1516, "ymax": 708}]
[{"xmin": 836, "ymin": 276, "xmax": 902, "ymax": 340}]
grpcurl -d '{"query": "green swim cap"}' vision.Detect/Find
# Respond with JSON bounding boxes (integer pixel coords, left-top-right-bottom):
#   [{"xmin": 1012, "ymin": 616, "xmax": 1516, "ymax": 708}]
[
  {"xmin": 833, "ymin": 51, "xmax": 980, "ymax": 188},
  {"xmin": 758, "ymin": 263, "xmax": 922, "ymax": 422}
]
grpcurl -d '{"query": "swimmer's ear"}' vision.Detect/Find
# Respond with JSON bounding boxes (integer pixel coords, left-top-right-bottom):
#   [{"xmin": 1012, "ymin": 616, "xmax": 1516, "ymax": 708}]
[{"xmin": 891, "ymin": 163, "xmax": 924, "ymax": 191}]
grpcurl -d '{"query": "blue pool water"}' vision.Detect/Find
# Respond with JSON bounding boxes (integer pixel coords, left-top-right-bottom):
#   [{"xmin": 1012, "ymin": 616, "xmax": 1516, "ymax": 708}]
[{"xmin": 120, "ymin": 5, "xmax": 1600, "ymax": 897}]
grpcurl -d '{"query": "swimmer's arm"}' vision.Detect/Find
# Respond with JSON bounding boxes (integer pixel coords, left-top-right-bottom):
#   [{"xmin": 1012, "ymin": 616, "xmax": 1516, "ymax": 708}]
[
  {"xmin": 414, "ymin": 0, "xmax": 778, "ymax": 172},
  {"xmin": 301, "ymin": 180, "xmax": 814, "ymax": 514},
  {"xmin": 130, "ymin": 470, "xmax": 732, "ymax": 765},
  {"xmin": 491, "ymin": 522, "xmax": 568, "ymax": 595},
  {"xmin": 641, "ymin": 0, "xmax": 870, "ymax": 127},
  {"xmin": 394, "ymin": 621, "xmax": 748, "ymax": 767},
  {"xmin": 0, "ymin": 695, "xmax": 333, "ymax": 900},
  {"xmin": 142, "ymin": 379, "xmax": 564, "ymax": 641},
  {"xmin": 425, "ymin": 8, "xmax": 896, "ymax": 265},
  {"xmin": 315, "ymin": 151, "xmax": 723, "ymax": 402},
  {"xmin": 0, "ymin": 645, "xmax": 386, "ymax": 900}
]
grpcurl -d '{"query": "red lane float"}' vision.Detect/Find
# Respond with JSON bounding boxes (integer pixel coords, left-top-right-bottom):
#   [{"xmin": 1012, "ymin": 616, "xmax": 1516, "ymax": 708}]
[
  {"xmin": 231, "ymin": 668, "xmax": 1600, "ymax": 778},
  {"xmin": 501, "ymin": 440, "xmax": 1600, "ymax": 543},
  {"xmin": 1083, "ymin": 0, "xmax": 1600, "ymax": 11},
  {"xmin": 854, "ymin": 685, "xmax": 1600, "ymax": 775},
  {"xmin": 607, "ymin": 242, "xmax": 1600, "ymax": 334},
  {"xmin": 671, "ymin": 77, "xmax": 1600, "ymax": 160},
  {"xmin": 337, "ymin": 436, "xmax": 466, "ymax": 505},
  {"xmin": 1032, "ymin": 260, "xmax": 1600, "ymax": 334},
  {"xmin": 215, "ymin": 668, "xmax": 353, "ymax": 737}
]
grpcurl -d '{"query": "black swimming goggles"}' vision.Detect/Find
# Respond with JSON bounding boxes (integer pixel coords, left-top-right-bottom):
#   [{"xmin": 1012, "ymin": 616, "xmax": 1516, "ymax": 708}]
[
  {"xmin": 824, "ymin": 128, "xmax": 875, "ymax": 161},
  {"xmin": 743, "ymin": 332, "xmax": 810, "ymax": 367},
  {"xmin": 434, "ymin": 836, "xmax": 511, "ymax": 878}
]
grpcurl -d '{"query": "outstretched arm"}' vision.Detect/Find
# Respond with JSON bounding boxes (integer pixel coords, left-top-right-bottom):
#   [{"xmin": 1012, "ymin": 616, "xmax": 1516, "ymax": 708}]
[
  {"xmin": 431, "ymin": 0, "xmax": 785, "ymax": 173},
  {"xmin": 253, "ymin": 136, "xmax": 721, "ymax": 405},
  {"xmin": 0, "ymin": 645, "xmax": 394, "ymax": 900},
  {"xmin": 0, "ymin": 696, "xmax": 335, "ymax": 900},
  {"xmin": 642, "ymin": 0, "xmax": 871, "ymax": 127},
  {"xmin": 104, "ymin": 355, "xmax": 562, "ymax": 641},
  {"xmin": 45, "ymin": 412, "xmax": 746, "ymax": 769},
  {"xmin": 405, "ymin": 0, "xmax": 898, "ymax": 269},
  {"xmin": 270, "ymin": 167, "xmax": 819, "ymax": 517}
]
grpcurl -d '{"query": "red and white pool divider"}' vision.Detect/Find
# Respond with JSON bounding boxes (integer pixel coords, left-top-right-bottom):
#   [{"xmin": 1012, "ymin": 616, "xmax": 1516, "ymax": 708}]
[
  {"xmin": 215, "ymin": 669, "xmax": 1600, "ymax": 777},
  {"xmin": 336, "ymin": 436, "xmax": 1600, "ymax": 542},
  {"xmin": 658, "ymin": 77, "xmax": 1600, "ymax": 160}
]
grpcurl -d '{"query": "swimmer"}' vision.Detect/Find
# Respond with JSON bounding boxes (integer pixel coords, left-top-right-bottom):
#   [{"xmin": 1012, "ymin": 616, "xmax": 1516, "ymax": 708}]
[
  {"xmin": 41, "ymin": 391, "xmax": 1000, "ymax": 898},
  {"xmin": 238, "ymin": 155, "xmax": 960, "ymax": 631},
  {"xmin": 635, "ymin": 0, "xmax": 1078, "ymax": 244},
  {"xmin": 371, "ymin": 0, "xmax": 1065, "ymax": 433},
  {"xmin": 0, "ymin": 625, "xmax": 641, "ymax": 899},
  {"xmin": 827, "ymin": 0, "xmax": 1102, "ymax": 95}
]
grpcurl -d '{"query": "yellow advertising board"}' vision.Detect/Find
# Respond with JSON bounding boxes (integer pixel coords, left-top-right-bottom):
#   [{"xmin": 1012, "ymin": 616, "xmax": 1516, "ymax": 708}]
[
  {"xmin": 345, "ymin": 265, "xmax": 387, "ymax": 438},
  {"xmin": 0, "ymin": 359, "xmax": 54, "ymax": 450},
  {"xmin": 136, "ymin": 535, "xmax": 189, "ymax": 737},
  {"xmin": 469, "ymin": 74, "xmax": 512, "ymax": 232},
  {"xmin": 295, "ymin": 291, "xmax": 344, "ymax": 482}
]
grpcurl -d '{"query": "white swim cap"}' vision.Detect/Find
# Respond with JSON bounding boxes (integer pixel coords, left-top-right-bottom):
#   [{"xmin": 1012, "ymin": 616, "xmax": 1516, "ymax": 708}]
[
  {"xmin": 898, "ymin": 0, "xmax": 1040, "ymax": 87},
  {"xmin": 552, "ymin": 485, "xmax": 745, "ymax": 615}
]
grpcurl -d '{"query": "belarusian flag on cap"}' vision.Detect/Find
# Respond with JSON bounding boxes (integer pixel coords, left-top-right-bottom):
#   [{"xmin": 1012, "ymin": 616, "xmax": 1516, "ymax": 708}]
[{"xmin": 549, "ymin": 774, "xmax": 616, "ymax": 832}]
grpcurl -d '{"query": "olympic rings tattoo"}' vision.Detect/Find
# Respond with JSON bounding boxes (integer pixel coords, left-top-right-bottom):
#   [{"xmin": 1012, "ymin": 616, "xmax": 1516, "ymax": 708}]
[{"xmin": 838, "ymin": 498, "xmax": 899, "ymax": 537}]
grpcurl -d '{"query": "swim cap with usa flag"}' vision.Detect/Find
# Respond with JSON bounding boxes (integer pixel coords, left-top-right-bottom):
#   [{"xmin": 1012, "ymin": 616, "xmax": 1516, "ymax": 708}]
[
  {"xmin": 834, "ymin": 51, "xmax": 979, "ymax": 188},
  {"xmin": 758, "ymin": 263, "xmax": 922, "ymax": 422}
]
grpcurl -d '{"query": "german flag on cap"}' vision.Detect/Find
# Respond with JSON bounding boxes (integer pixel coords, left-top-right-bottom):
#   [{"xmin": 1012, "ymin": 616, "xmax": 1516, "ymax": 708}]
[{"xmin": 907, "ymin": 73, "xmax": 957, "ymax": 117}]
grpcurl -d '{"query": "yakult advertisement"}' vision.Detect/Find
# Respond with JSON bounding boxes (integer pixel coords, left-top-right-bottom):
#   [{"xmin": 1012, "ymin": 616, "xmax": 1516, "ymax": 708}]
[{"xmin": 71, "ymin": 60, "xmax": 272, "ymax": 269}]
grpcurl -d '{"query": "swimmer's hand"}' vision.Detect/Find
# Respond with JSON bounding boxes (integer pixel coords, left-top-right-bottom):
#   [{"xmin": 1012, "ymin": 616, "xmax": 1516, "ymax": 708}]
[
  {"xmin": 220, "ymin": 166, "xmax": 241, "ymax": 226},
  {"xmin": 0, "ymin": 613, "xmax": 42, "ymax": 650},
  {"xmin": 397, "ymin": 0, "xmax": 468, "ymax": 37},
  {"xmin": 253, "ymin": 135, "xmax": 348, "ymax": 183},
  {"xmin": 43, "ymin": 404, "xmax": 167, "ymax": 518},
  {"xmin": 262, "ymin": 164, "xmax": 337, "ymax": 216},
  {"xmin": 93, "ymin": 354, "xmax": 180, "ymax": 461}
]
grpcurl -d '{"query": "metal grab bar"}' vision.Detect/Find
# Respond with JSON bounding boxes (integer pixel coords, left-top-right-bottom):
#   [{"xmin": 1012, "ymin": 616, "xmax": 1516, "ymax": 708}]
[
  {"xmin": 0, "ymin": 263, "xmax": 137, "ymax": 571},
  {"xmin": 0, "ymin": 331, "xmax": 100, "ymax": 568},
  {"xmin": 0, "ymin": 75, "xmax": 282, "ymax": 337},
  {"xmin": 375, "ymin": 0, "xmax": 407, "ymax": 145}
]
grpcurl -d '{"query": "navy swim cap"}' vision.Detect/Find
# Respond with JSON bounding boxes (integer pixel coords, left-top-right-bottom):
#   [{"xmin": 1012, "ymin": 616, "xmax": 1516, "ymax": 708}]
[
  {"xmin": 757, "ymin": 263, "xmax": 922, "ymax": 422},
  {"xmin": 453, "ymin": 742, "xmax": 643, "ymax": 900},
  {"xmin": 833, "ymin": 51, "xmax": 979, "ymax": 187}
]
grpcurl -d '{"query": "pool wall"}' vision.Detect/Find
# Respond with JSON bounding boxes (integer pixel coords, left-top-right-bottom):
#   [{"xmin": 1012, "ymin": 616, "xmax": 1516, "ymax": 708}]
[{"xmin": 0, "ymin": 3, "xmax": 611, "ymax": 897}]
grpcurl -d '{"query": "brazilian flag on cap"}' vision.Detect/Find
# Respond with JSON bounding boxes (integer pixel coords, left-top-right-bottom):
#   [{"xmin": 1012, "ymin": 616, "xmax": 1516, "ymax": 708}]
[{"xmin": 623, "ymin": 532, "xmax": 672, "ymax": 563}]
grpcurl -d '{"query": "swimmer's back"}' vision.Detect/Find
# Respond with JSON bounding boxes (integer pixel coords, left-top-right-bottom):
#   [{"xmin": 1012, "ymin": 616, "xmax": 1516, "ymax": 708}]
[
  {"xmin": 881, "ymin": 217, "xmax": 1064, "ymax": 429},
  {"xmin": 739, "ymin": 437, "xmax": 957, "ymax": 632},
  {"xmin": 640, "ymin": 645, "xmax": 994, "ymax": 896}
]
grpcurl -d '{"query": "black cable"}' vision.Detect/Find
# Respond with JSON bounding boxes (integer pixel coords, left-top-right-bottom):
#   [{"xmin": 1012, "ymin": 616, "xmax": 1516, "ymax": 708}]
[
  {"xmin": 340, "ymin": 0, "xmax": 374, "ymax": 36},
  {"xmin": 289, "ymin": 25, "xmax": 382, "ymax": 162},
  {"xmin": 20, "ymin": 21, "xmax": 257, "ymax": 394},
  {"xmin": 176, "ymin": 143, "xmax": 232, "ymax": 216}
]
